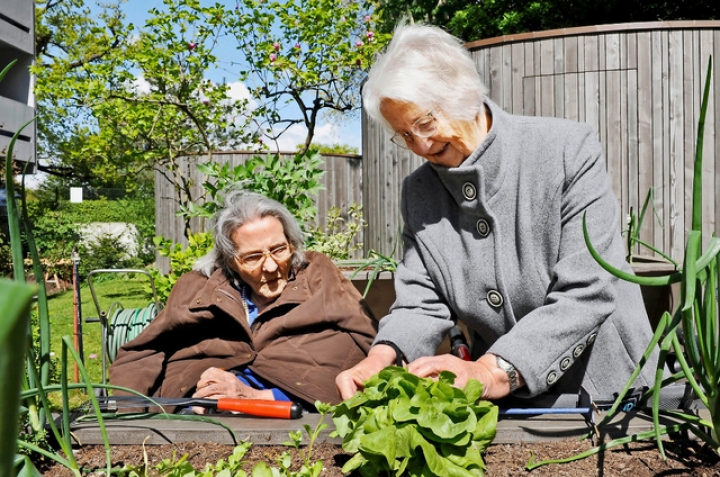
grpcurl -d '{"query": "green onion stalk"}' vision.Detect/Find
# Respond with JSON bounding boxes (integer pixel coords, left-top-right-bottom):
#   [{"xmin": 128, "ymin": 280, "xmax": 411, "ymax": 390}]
[
  {"xmin": 529, "ymin": 56, "xmax": 719, "ymax": 470},
  {"xmin": 583, "ymin": 57, "xmax": 720, "ymax": 454}
]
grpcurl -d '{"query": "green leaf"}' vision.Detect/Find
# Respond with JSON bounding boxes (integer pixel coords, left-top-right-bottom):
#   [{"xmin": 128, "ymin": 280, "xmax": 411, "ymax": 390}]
[
  {"xmin": 358, "ymin": 425, "xmax": 397, "ymax": 468},
  {"xmin": 463, "ymin": 379, "xmax": 483, "ymax": 403},
  {"xmin": 0, "ymin": 281, "xmax": 36, "ymax": 477}
]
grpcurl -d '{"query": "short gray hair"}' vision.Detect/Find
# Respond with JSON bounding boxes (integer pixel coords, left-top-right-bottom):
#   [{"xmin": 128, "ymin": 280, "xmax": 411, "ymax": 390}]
[
  {"xmin": 363, "ymin": 24, "xmax": 487, "ymax": 131},
  {"xmin": 193, "ymin": 190, "xmax": 306, "ymax": 281}
]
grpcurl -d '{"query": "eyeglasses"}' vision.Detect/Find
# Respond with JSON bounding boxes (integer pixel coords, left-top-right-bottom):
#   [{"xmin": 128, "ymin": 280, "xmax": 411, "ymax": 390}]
[
  {"xmin": 234, "ymin": 243, "xmax": 293, "ymax": 271},
  {"xmin": 390, "ymin": 108, "xmax": 437, "ymax": 149}
]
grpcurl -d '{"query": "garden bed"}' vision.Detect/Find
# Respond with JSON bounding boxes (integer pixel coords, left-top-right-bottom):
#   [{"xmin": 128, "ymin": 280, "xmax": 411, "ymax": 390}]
[{"xmin": 37, "ymin": 436, "xmax": 720, "ymax": 476}]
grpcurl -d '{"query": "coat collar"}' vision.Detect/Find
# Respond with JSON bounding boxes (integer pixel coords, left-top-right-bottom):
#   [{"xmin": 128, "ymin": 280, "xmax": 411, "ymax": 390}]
[
  {"xmin": 190, "ymin": 262, "xmax": 313, "ymax": 319},
  {"xmin": 430, "ymin": 98, "xmax": 508, "ymax": 206}
]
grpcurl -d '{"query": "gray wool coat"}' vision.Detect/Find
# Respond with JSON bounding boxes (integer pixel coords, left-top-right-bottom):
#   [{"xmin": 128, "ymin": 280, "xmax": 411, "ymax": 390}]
[{"xmin": 375, "ymin": 99, "xmax": 659, "ymax": 401}]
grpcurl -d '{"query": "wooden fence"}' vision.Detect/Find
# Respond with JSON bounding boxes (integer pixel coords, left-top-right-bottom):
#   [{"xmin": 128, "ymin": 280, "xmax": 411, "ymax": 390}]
[
  {"xmin": 154, "ymin": 151, "xmax": 363, "ymax": 272},
  {"xmin": 363, "ymin": 21, "xmax": 720, "ymax": 262}
]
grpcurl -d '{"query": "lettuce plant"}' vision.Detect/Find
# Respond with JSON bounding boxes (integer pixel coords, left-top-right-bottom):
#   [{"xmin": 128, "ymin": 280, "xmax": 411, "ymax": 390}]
[{"xmin": 332, "ymin": 366, "xmax": 498, "ymax": 476}]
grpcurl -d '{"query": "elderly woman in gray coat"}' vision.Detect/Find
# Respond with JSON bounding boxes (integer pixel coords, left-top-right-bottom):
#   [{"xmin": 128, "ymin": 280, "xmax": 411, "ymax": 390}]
[{"xmin": 336, "ymin": 24, "xmax": 659, "ymax": 404}]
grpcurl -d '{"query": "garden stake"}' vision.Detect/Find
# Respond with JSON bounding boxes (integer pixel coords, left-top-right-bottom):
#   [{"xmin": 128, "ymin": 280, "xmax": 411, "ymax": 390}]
[{"xmin": 72, "ymin": 247, "xmax": 83, "ymax": 382}]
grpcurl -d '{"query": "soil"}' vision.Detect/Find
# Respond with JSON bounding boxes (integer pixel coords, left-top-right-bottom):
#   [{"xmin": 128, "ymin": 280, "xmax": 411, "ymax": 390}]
[{"xmin": 37, "ymin": 436, "xmax": 720, "ymax": 476}]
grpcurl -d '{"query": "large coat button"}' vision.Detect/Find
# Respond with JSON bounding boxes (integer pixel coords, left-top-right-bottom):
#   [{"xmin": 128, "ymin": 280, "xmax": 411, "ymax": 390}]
[
  {"xmin": 587, "ymin": 333, "xmax": 597, "ymax": 344},
  {"xmin": 476, "ymin": 219, "xmax": 490, "ymax": 237},
  {"xmin": 560, "ymin": 357, "xmax": 571, "ymax": 370},
  {"xmin": 546, "ymin": 371, "xmax": 558, "ymax": 385},
  {"xmin": 573, "ymin": 344, "xmax": 585, "ymax": 358},
  {"xmin": 462, "ymin": 182, "xmax": 477, "ymax": 200},
  {"xmin": 486, "ymin": 290, "xmax": 504, "ymax": 308}
]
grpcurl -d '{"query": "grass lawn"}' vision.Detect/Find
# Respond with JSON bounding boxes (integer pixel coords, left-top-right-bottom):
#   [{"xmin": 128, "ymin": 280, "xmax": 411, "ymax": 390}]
[{"xmin": 46, "ymin": 273, "xmax": 157, "ymax": 406}]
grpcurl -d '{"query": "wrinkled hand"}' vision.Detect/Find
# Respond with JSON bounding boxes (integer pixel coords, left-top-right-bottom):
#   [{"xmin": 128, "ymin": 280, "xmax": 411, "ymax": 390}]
[
  {"xmin": 336, "ymin": 344, "xmax": 399, "ymax": 400},
  {"xmin": 408, "ymin": 353, "xmax": 517, "ymax": 400},
  {"xmin": 191, "ymin": 367, "xmax": 272, "ymax": 414}
]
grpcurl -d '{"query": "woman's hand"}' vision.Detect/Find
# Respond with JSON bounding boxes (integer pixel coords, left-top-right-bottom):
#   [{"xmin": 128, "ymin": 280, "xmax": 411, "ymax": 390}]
[
  {"xmin": 336, "ymin": 344, "xmax": 399, "ymax": 400},
  {"xmin": 190, "ymin": 367, "xmax": 273, "ymax": 413},
  {"xmin": 408, "ymin": 353, "xmax": 523, "ymax": 400}
]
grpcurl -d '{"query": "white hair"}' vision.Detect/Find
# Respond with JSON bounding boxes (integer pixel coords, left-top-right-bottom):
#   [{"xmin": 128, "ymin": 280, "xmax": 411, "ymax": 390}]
[
  {"xmin": 363, "ymin": 24, "xmax": 487, "ymax": 131},
  {"xmin": 193, "ymin": 190, "xmax": 306, "ymax": 281}
]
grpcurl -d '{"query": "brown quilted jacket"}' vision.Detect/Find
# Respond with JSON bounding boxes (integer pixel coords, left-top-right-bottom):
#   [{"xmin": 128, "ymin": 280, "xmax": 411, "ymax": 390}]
[{"xmin": 108, "ymin": 252, "xmax": 377, "ymax": 407}]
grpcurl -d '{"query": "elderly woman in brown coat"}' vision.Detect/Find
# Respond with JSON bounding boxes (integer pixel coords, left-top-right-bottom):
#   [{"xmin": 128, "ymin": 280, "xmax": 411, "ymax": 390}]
[{"xmin": 110, "ymin": 190, "xmax": 377, "ymax": 410}]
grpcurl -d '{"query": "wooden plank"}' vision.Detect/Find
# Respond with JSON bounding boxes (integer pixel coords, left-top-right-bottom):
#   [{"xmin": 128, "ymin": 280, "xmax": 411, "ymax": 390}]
[
  {"xmin": 489, "ymin": 45, "xmax": 503, "ymax": 103},
  {"xmin": 619, "ymin": 66, "xmax": 630, "ymax": 223},
  {"xmin": 716, "ymin": 31, "xmax": 720, "ymax": 243},
  {"xmin": 682, "ymin": 30, "xmax": 696, "ymax": 246},
  {"xmin": 701, "ymin": 31, "xmax": 717, "ymax": 246},
  {"xmin": 71, "ymin": 409, "xmax": 708, "ymax": 446},
  {"xmin": 576, "ymin": 36, "xmax": 586, "ymax": 123},
  {"xmin": 502, "ymin": 43, "xmax": 513, "ymax": 111},
  {"xmin": 626, "ymin": 31, "xmax": 638, "ymax": 70},
  {"xmin": 541, "ymin": 74, "xmax": 554, "ymax": 117},
  {"xmin": 605, "ymin": 32, "xmax": 621, "ymax": 70},
  {"xmin": 554, "ymin": 37, "xmax": 565, "ymax": 74},
  {"xmin": 564, "ymin": 35, "xmax": 578, "ymax": 74},
  {"xmin": 563, "ymin": 35, "xmax": 578, "ymax": 121},
  {"xmin": 711, "ymin": 32, "xmax": 720, "ymax": 241},
  {"xmin": 626, "ymin": 67, "xmax": 639, "ymax": 239},
  {"xmin": 584, "ymin": 36, "xmax": 598, "ymax": 72},
  {"xmin": 668, "ymin": 30, "xmax": 684, "ymax": 260},
  {"xmin": 598, "ymin": 70, "xmax": 607, "ymax": 166},
  {"xmin": 524, "ymin": 40, "xmax": 534, "ymax": 80},
  {"xmin": 650, "ymin": 30, "xmax": 667, "ymax": 254},
  {"xmin": 523, "ymin": 76, "xmax": 536, "ymax": 117},
  {"xmin": 584, "ymin": 71, "xmax": 600, "ymax": 142},
  {"xmin": 554, "ymin": 38, "xmax": 565, "ymax": 118},
  {"xmin": 540, "ymin": 38, "xmax": 554, "ymax": 76},
  {"xmin": 511, "ymin": 42, "xmax": 525, "ymax": 115},
  {"xmin": 363, "ymin": 114, "xmax": 378, "ymax": 255},
  {"xmin": 524, "ymin": 42, "xmax": 535, "ymax": 116},
  {"xmin": 605, "ymin": 70, "xmax": 623, "ymax": 204},
  {"xmin": 564, "ymin": 72, "xmax": 579, "ymax": 122}
]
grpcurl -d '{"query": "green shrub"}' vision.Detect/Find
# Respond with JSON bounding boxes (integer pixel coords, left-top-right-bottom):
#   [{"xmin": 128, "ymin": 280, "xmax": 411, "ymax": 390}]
[
  {"xmin": 187, "ymin": 151, "xmax": 325, "ymax": 229},
  {"xmin": 77, "ymin": 232, "xmax": 143, "ymax": 279},
  {"xmin": 149, "ymin": 232, "xmax": 215, "ymax": 303},
  {"xmin": 28, "ymin": 210, "xmax": 79, "ymax": 280},
  {"xmin": 307, "ymin": 203, "xmax": 365, "ymax": 260},
  {"xmin": 26, "ymin": 197, "xmax": 156, "ymax": 273},
  {"xmin": 0, "ymin": 233, "xmax": 12, "ymax": 278}
]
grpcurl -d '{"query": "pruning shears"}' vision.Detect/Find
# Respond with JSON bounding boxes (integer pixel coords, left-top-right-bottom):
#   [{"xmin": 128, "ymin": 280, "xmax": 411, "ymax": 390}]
[{"xmin": 97, "ymin": 396, "xmax": 304, "ymax": 419}]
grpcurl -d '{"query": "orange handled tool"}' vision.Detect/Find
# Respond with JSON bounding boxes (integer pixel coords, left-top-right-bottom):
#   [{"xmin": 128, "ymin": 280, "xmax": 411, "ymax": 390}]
[
  {"xmin": 100, "ymin": 396, "xmax": 303, "ymax": 419},
  {"xmin": 216, "ymin": 397, "xmax": 302, "ymax": 418}
]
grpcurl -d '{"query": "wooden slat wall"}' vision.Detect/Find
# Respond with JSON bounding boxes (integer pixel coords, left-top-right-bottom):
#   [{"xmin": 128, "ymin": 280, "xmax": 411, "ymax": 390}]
[
  {"xmin": 363, "ymin": 22, "xmax": 720, "ymax": 262},
  {"xmin": 155, "ymin": 151, "xmax": 363, "ymax": 273}
]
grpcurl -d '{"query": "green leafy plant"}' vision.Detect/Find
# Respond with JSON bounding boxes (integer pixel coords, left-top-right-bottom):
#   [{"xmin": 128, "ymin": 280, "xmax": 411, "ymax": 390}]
[
  {"xmin": 0, "ymin": 279, "xmax": 36, "ymax": 477},
  {"xmin": 528, "ymin": 56, "xmax": 720, "ymax": 469},
  {"xmin": 336, "ymin": 225, "xmax": 401, "ymax": 297},
  {"xmin": 3, "ymin": 59, "xmax": 116, "ymax": 476},
  {"xmin": 124, "ymin": 405, "xmax": 332, "ymax": 476},
  {"xmin": 332, "ymin": 366, "xmax": 498, "ymax": 476},
  {"xmin": 149, "ymin": 232, "xmax": 215, "ymax": 304},
  {"xmin": 623, "ymin": 187, "xmax": 676, "ymax": 266},
  {"xmin": 24, "ymin": 209, "xmax": 79, "ymax": 281},
  {"xmin": 77, "ymin": 231, "xmax": 142, "ymax": 278},
  {"xmin": 307, "ymin": 203, "xmax": 365, "ymax": 260},
  {"xmin": 186, "ymin": 151, "xmax": 325, "ymax": 228}
]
